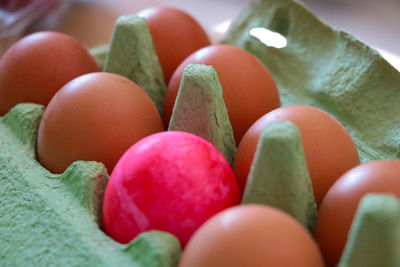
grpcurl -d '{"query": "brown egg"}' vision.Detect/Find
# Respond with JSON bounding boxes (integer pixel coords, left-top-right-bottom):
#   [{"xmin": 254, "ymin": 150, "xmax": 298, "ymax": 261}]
[
  {"xmin": 0, "ymin": 31, "xmax": 100, "ymax": 115},
  {"xmin": 37, "ymin": 72, "xmax": 164, "ymax": 174},
  {"xmin": 315, "ymin": 160, "xmax": 400, "ymax": 266},
  {"xmin": 179, "ymin": 204, "xmax": 325, "ymax": 267},
  {"xmin": 164, "ymin": 45, "xmax": 280, "ymax": 144},
  {"xmin": 233, "ymin": 105, "xmax": 360, "ymax": 205},
  {"xmin": 137, "ymin": 6, "xmax": 211, "ymax": 83}
]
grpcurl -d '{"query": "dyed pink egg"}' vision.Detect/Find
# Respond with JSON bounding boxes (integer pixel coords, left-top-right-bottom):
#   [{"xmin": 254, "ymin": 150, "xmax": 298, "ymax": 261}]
[{"xmin": 102, "ymin": 131, "xmax": 240, "ymax": 247}]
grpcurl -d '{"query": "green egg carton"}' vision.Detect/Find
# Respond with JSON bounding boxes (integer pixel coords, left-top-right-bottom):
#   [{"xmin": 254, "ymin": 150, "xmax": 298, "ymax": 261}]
[
  {"xmin": 223, "ymin": 0, "xmax": 400, "ymax": 163},
  {"xmin": 1, "ymin": 0, "xmax": 400, "ymax": 266},
  {"xmin": 0, "ymin": 15, "xmax": 181, "ymax": 267},
  {"xmin": 0, "ymin": 104, "xmax": 181, "ymax": 266}
]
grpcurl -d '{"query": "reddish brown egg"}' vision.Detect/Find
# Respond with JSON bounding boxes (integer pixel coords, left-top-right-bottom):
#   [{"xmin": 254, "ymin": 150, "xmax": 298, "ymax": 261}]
[
  {"xmin": 0, "ymin": 31, "xmax": 100, "ymax": 115},
  {"xmin": 180, "ymin": 204, "xmax": 325, "ymax": 267},
  {"xmin": 315, "ymin": 160, "xmax": 400, "ymax": 266},
  {"xmin": 37, "ymin": 72, "xmax": 164, "ymax": 174},
  {"xmin": 137, "ymin": 6, "xmax": 211, "ymax": 83},
  {"xmin": 164, "ymin": 45, "xmax": 281, "ymax": 144},
  {"xmin": 233, "ymin": 105, "xmax": 360, "ymax": 204}
]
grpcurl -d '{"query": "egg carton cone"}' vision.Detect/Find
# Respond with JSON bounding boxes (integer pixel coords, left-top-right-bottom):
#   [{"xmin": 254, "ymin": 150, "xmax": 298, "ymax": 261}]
[
  {"xmin": 339, "ymin": 193, "xmax": 400, "ymax": 266},
  {"xmin": 1, "ymin": 0, "xmax": 400, "ymax": 266},
  {"xmin": 103, "ymin": 15, "xmax": 166, "ymax": 117}
]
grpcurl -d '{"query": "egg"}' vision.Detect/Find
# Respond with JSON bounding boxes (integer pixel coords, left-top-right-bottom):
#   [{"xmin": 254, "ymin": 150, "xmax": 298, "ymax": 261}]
[
  {"xmin": 163, "ymin": 44, "xmax": 281, "ymax": 144},
  {"xmin": 179, "ymin": 204, "xmax": 325, "ymax": 267},
  {"xmin": 137, "ymin": 6, "xmax": 211, "ymax": 83},
  {"xmin": 314, "ymin": 160, "xmax": 400, "ymax": 267},
  {"xmin": 102, "ymin": 131, "xmax": 240, "ymax": 246},
  {"xmin": 0, "ymin": 31, "xmax": 100, "ymax": 115},
  {"xmin": 233, "ymin": 105, "xmax": 360, "ymax": 204},
  {"xmin": 37, "ymin": 72, "xmax": 163, "ymax": 174}
]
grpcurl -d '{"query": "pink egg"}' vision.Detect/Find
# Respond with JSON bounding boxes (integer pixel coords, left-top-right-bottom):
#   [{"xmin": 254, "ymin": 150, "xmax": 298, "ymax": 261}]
[{"xmin": 102, "ymin": 131, "xmax": 240, "ymax": 247}]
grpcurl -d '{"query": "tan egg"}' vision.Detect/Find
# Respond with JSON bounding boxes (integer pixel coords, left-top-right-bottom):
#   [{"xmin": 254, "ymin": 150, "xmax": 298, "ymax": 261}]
[
  {"xmin": 137, "ymin": 6, "xmax": 211, "ymax": 83},
  {"xmin": 180, "ymin": 204, "xmax": 325, "ymax": 267},
  {"xmin": 234, "ymin": 105, "xmax": 360, "ymax": 204},
  {"xmin": 0, "ymin": 31, "xmax": 100, "ymax": 115},
  {"xmin": 37, "ymin": 72, "xmax": 164, "ymax": 174},
  {"xmin": 315, "ymin": 160, "xmax": 400, "ymax": 266},
  {"xmin": 163, "ymin": 45, "xmax": 280, "ymax": 144}
]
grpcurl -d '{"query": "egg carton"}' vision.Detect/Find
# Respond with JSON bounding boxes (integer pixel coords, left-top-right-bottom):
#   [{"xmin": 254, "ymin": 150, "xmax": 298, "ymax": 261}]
[{"xmin": 1, "ymin": 0, "xmax": 400, "ymax": 266}]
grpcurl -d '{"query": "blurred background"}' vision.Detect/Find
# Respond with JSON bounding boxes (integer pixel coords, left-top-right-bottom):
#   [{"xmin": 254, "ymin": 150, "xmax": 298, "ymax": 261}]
[{"xmin": 0, "ymin": 0, "xmax": 399, "ymax": 67}]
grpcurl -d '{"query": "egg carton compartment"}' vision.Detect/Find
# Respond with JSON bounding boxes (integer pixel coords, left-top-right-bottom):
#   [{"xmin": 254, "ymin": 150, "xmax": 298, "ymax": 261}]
[
  {"xmin": 1, "ymin": 0, "xmax": 400, "ymax": 266},
  {"xmin": 0, "ymin": 104, "xmax": 181, "ymax": 266}
]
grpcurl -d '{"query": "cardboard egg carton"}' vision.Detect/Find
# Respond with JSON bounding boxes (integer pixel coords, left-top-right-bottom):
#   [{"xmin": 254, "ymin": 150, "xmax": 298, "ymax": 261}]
[{"xmin": 1, "ymin": 0, "xmax": 399, "ymax": 266}]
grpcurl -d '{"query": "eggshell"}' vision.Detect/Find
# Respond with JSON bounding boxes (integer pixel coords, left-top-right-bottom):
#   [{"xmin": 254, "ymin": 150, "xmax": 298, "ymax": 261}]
[
  {"xmin": 102, "ymin": 131, "xmax": 240, "ymax": 247},
  {"xmin": 315, "ymin": 160, "xmax": 400, "ymax": 267},
  {"xmin": 37, "ymin": 72, "xmax": 163, "ymax": 174},
  {"xmin": 163, "ymin": 44, "xmax": 280, "ymax": 144},
  {"xmin": 137, "ymin": 6, "xmax": 211, "ymax": 83},
  {"xmin": 234, "ymin": 105, "xmax": 360, "ymax": 204},
  {"xmin": 0, "ymin": 31, "xmax": 100, "ymax": 115},
  {"xmin": 179, "ymin": 204, "xmax": 325, "ymax": 267}
]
